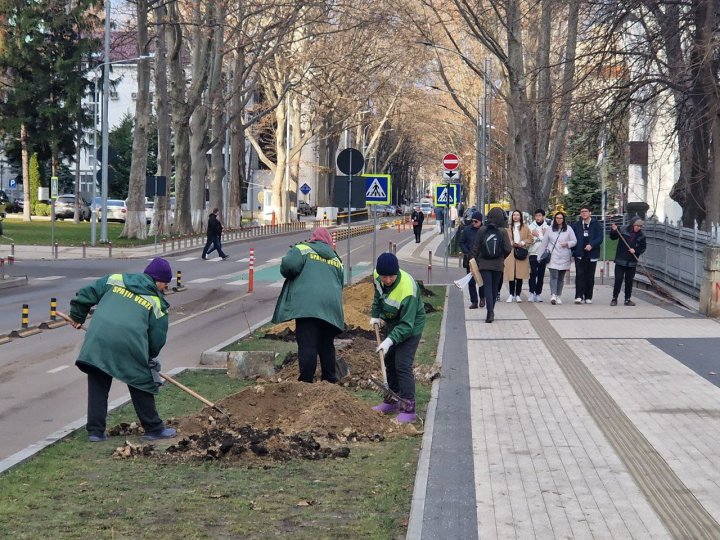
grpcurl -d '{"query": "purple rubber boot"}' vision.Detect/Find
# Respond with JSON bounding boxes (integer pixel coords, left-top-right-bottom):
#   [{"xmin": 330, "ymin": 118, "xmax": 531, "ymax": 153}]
[
  {"xmin": 372, "ymin": 401, "xmax": 399, "ymax": 414},
  {"xmin": 396, "ymin": 400, "xmax": 416, "ymax": 423}
]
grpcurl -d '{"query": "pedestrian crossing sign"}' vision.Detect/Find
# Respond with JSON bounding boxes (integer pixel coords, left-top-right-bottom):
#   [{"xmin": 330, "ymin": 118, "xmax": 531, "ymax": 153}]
[
  {"xmin": 363, "ymin": 174, "xmax": 392, "ymax": 204},
  {"xmin": 434, "ymin": 183, "xmax": 459, "ymax": 206}
]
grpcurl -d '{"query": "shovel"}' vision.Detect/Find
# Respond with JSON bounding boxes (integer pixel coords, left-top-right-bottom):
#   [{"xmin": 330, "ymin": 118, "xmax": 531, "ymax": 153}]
[
  {"xmin": 370, "ymin": 323, "xmax": 403, "ymax": 404},
  {"xmin": 56, "ymin": 310, "xmax": 231, "ymax": 419}
]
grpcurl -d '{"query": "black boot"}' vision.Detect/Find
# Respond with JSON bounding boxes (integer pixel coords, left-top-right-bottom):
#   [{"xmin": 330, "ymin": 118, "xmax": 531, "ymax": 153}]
[{"xmin": 485, "ymin": 311, "xmax": 494, "ymax": 323}]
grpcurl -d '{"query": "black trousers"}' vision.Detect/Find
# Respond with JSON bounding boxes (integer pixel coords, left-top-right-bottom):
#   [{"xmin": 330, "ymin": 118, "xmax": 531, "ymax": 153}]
[
  {"xmin": 480, "ymin": 270, "xmax": 503, "ymax": 315},
  {"xmin": 413, "ymin": 226, "xmax": 422, "ymax": 243},
  {"xmin": 574, "ymin": 257, "xmax": 598, "ymax": 300},
  {"xmin": 508, "ymin": 279, "xmax": 523, "ymax": 296},
  {"xmin": 613, "ymin": 264, "xmax": 637, "ymax": 300},
  {"xmin": 528, "ymin": 255, "xmax": 547, "ymax": 295},
  {"xmin": 384, "ymin": 333, "xmax": 421, "ymax": 401},
  {"xmin": 295, "ymin": 318, "xmax": 338, "ymax": 383},
  {"xmin": 202, "ymin": 235, "xmax": 226, "ymax": 258},
  {"xmin": 466, "ymin": 268, "xmax": 485, "ymax": 305},
  {"xmin": 85, "ymin": 365, "xmax": 163, "ymax": 435}
]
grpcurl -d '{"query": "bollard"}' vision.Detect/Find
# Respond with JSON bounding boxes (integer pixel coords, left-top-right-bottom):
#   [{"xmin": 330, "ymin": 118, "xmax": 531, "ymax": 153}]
[
  {"xmin": 248, "ymin": 248, "xmax": 255, "ymax": 293},
  {"xmin": 600, "ymin": 267, "xmax": 604, "ymax": 285},
  {"xmin": 21, "ymin": 304, "xmax": 29, "ymax": 329},
  {"xmin": 50, "ymin": 297, "xmax": 57, "ymax": 321},
  {"xmin": 348, "ymin": 266, "xmax": 352, "ymax": 286},
  {"xmin": 332, "ymin": 231, "xmax": 337, "ymax": 251},
  {"xmin": 171, "ymin": 237, "xmax": 176, "ymax": 250},
  {"xmin": 11, "ymin": 243, "xmax": 14, "ymax": 257},
  {"xmin": 54, "ymin": 241, "xmax": 59, "ymax": 259},
  {"xmin": 0, "ymin": 258, "xmax": 4, "ymax": 280},
  {"xmin": 108, "ymin": 241, "xmax": 113, "ymax": 258},
  {"xmin": 163, "ymin": 239, "xmax": 167, "ymax": 253},
  {"xmin": 388, "ymin": 241, "xmax": 392, "ymax": 252},
  {"xmin": 397, "ymin": 221, "xmax": 401, "ymax": 233},
  {"xmin": 82, "ymin": 241, "xmax": 87, "ymax": 258},
  {"xmin": 40, "ymin": 297, "xmax": 67, "ymax": 329},
  {"xmin": 172, "ymin": 270, "xmax": 186, "ymax": 292},
  {"xmin": 393, "ymin": 243, "xmax": 397, "ymax": 255},
  {"xmin": 428, "ymin": 250, "xmax": 432, "ymax": 283}
]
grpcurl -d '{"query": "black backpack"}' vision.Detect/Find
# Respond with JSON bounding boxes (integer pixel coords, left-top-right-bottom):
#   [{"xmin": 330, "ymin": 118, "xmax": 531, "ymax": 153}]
[{"xmin": 479, "ymin": 224, "xmax": 502, "ymax": 259}]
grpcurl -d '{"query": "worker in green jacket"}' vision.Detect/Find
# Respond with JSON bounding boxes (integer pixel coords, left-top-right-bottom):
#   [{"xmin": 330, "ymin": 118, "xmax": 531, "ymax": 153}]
[
  {"xmin": 272, "ymin": 227, "xmax": 345, "ymax": 383},
  {"xmin": 370, "ymin": 252, "xmax": 425, "ymax": 423},
  {"xmin": 69, "ymin": 257, "xmax": 176, "ymax": 442}
]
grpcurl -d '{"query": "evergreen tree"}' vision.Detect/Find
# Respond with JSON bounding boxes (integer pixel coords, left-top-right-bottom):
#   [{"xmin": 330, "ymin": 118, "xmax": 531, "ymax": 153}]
[
  {"xmin": 29, "ymin": 153, "xmax": 41, "ymax": 207},
  {"xmin": 565, "ymin": 158, "xmax": 601, "ymax": 218},
  {"xmin": 108, "ymin": 114, "xmax": 159, "ymax": 200}
]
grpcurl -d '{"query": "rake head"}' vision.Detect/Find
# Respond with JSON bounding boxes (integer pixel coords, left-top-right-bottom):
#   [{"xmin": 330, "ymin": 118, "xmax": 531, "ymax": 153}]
[{"xmin": 369, "ymin": 377, "xmax": 403, "ymax": 404}]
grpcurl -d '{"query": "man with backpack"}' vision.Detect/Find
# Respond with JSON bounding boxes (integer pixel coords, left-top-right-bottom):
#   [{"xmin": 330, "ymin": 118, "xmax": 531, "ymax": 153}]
[{"xmin": 471, "ymin": 207, "xmax": 512, "ymax": 323}]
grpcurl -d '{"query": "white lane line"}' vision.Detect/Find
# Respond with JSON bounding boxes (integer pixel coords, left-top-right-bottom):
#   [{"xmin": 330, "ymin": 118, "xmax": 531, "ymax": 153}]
[
  {"xmin": 186, "ymin": 278, "xmax": 216, "ymax": 284},
  {"xmin": 268, "ymin": 280, "xmax": 285, "ymax": 288},
  {"xmin": 169, "ymin": 292, "xmax": 250, "ymax": 326},
  {"xmin": 356, "ymin": 261, "xmax": 371, "ymax": 266},
  {"xmin": 236, "ymin": 257, "xmax": 249, "ymax": 263},
  {"xmin": 266, "ymin": 257, "xmax": 282, "ymax": 263},
  {"xmin": 225, "ymin": 280, "xmax": 249, "ymax": 286},
  {"xmin": 35, "ymin": 276, "xmax": 64, "ymax": 281},
  {"xmin": 177, "ymin": 256, "xmax": 196, "ymax": 262},
  {"xmin": 82, "ymin": 276, "xmax": 102, "ymax": 281},
  {"xmin": 47, "ymin": 365, "xmax": 69, "ymax": 374}
]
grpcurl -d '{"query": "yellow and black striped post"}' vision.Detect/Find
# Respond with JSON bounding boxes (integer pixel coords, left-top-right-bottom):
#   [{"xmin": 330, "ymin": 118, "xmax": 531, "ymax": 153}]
[
  {"xmin": 50, "ymin": 298, "xmax": 57, "ymax": 321},
  {"xmin": 176, "ymin": 270, "xmax": 183, "ymax": 289},
  {"xmin": 21, "ymin": 304, "xmax": 29, "ymax": 329}
]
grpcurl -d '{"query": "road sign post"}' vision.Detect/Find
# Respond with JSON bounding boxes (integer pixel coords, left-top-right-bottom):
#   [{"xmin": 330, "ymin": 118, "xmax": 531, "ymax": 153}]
[
  {"xmin": 363, "ymin": 174, "xmax": 392, "ymax": 265},
  {"xmin": 337, "ymin": 148, "xmax": 364, "ymax": 285}
]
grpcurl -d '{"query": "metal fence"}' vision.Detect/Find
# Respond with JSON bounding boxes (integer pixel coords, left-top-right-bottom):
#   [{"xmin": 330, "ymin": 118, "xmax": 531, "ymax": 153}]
[{"xmin": 639, "ymin": 219, "xmax": 720, "ymax": 299}]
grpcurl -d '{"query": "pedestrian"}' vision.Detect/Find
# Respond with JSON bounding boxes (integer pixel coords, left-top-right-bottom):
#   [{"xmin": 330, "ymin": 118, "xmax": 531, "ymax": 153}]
[
  {"xmin": 528, "ymin": 209, "xmax": 551, "ymax": 302},
  {"xmin": 370, "ymin": 253, "xmax": 425, "ymax": 422},
  {"xmin": 201, "ymin": 208, "xmax": 229, "ymax": 260},
  {"xmin": 570, "ymin": 205, "xmax": 603, "ymax": 304},
  {"xmin": 471, "ymin": 207, "xmax": 512, "ymax": 323},
  {"xmin": 460, "ymin": 211, "xmax": 485, "ymax": 309},
  {"xmin": 272, "ymin": 227, "xmax": 345, "ymax": 383},
  {"xmin": 435, "ymin": 206, "xmax": 445, "ymax": 234},
  {"xmin": 68, "ymin": 257, "xmax": 176, "ymax": 442},
  {"xmin": 610, "ymin": 218, "xmax": 647, "ymax": 306},
  {"xmin": 411, "ymin": 205, "xmax": 425, "ymax": 243},
  {"xmin": 504, "ymin": 209, "xmax": 533, "ymax": 302},
  {"xmin": 540, "ymin": 212, "xmax": 578, "ymax": 305}
]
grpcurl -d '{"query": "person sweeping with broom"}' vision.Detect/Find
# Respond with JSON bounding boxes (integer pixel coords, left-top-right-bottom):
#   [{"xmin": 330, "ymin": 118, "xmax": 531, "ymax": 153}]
[
  {"xmin": 370, "ymin": 253, "xmax": 425, "ymax": 423},
  {"xmin": 68, "ymin": 257, "xmax": 176, "ymax": 442},
  {"xmin": 610, "ymin": 218, "xmax": 647, "ymax": 306}
]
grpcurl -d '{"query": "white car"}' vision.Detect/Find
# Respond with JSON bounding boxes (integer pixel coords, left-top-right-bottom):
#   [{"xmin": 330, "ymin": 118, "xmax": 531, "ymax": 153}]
[{"xmin": 103, "ymin": 199, "xmax": 127, "ymax": 222}]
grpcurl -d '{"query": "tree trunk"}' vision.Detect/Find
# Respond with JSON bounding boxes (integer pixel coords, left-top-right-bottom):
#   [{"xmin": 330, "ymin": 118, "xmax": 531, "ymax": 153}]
[
  {"xmin": 122, "ymin": 0, "xmax": 150, "ymax": 240},
  {"xmin": 21, "ymin": 124, "xmax": 31, "ymax": 222},
  {"xmin": 74, "ymin": 113, "xmax": 83, "ymax": 224},
  {"xmin": 189, "ymin": 106, "xmax": 208, "ymax": 231},
  {"xmin": 152, "ymin": 1, "xmax": 171, "ymax": 236},
  {"xmin": 227, "ymin": 50, "xmax": 245, "ymax": 229}
]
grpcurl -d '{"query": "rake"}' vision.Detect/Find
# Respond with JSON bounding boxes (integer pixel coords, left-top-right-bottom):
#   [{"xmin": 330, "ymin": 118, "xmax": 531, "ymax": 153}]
[{"xmin": 370, "ymin": 323, "xmax": 404, "ymax": 405}]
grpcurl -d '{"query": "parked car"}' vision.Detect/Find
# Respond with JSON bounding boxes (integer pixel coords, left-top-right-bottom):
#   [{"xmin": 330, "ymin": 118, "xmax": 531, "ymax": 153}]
[
  {"xmin": 297, "ymin": 200, "xmax": 315, "ymax": 216},
  {"xmin": 0, "ymin": 190, "xmax": 9, "ymax": 204},
  {"xmin": 101, "ymin": 199, "xmax": 127, "ymax": 222},
  {"xmin": 145, "ymin": 201, "xmax": 154, "ymax": 224},
  {"xmin": 54, "ymin": 194, "xmax": 91, "ymax": 221},
  {"xmin": 420, "ymin": 202, "xmax": 433, "ymax": 216}
]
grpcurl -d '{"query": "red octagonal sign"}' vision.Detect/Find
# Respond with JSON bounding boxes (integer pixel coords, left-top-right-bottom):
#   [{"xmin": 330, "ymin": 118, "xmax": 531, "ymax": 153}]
[{"xmin": 442, "ymin": 153, "xmax": 459, "ymax": 171}]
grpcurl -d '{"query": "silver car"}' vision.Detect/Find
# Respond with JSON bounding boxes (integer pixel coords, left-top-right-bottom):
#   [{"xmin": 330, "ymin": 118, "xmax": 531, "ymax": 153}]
[{"xmin": 54, "ymin": 195, "xmax": 91, "ymax": 221}]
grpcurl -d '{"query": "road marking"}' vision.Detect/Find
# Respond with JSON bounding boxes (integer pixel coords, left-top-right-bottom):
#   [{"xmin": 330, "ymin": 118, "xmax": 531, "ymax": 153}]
[
  {"xmin": 225, "ymin": 280, "xmax": 249, "ymax": 286},
  {"xmin": 267, "ymin": 257, "xmax": 281, "ymax": 263},
  {"xmin": 35, "ymin": 276, "xmax": 64, "ymax": 281},
  {"xmin": 268, "ymin": 280, "xmax": 284, "ymax": 288},
  {"xmin": 186, "ymin": 278, "xmax": 215, "ymax": 284},
  {"xmin": 236, "ymin": 257, "xmax": 249, "ymax": 262},
  {"xmin": 47, "ymin": 365, "xmax": 69, "ymax": 374},
  {"xmin": 169, "ymin": 292, "xmax": 250, "ymax": 327},
  {"xmin": 177, "ymin": 256, "xmax": 196, "ymax": 262},
  {"xmin": 82, "ymin": 276, "xmax": 102, "ymax": 281}
]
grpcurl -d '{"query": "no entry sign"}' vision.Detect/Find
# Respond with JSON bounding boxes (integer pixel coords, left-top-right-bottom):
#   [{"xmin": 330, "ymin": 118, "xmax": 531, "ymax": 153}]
[{"xmin": 442, "ymin": 153, "xmax": 459, "ymax": 171}]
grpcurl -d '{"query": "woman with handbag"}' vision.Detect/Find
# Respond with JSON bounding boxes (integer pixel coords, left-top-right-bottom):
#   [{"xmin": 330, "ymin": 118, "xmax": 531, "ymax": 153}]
[
  {"xmin": 504, "ymin": 210, "xmax": 533, "ymax": 302},
  {"xmin": 539, "ymin": 212, "xmax": 578, "ymax": 305},
  {"xmin": 411, "ymin": 205, "xmax": 425, "ymax": 243}
]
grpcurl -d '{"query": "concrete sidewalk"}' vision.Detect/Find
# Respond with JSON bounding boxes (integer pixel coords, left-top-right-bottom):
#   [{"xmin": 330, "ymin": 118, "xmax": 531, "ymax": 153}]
[{"xmin": 408, "ymin": 251, "xmax": 720, "ymax": 538}]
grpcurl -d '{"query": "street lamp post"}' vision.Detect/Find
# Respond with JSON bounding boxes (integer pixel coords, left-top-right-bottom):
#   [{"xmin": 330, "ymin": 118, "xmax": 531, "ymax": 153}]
[{"xmin": 100, "ymin": 0, "xmax": 111, "ymax": 243}]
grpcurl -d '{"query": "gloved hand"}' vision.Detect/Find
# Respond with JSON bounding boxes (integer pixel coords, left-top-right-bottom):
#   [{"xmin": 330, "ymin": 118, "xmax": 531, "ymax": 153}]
[
  {"xmin": 148, "ymin": 357, "xmax": 164, "ymax": 387},
  {"xmin": 376, "ymin": 337, "xmax": 393, "ymax": 355},
  {"xmin": 369, "ymin": 317, "xmax": 384, "ymax": 328}
]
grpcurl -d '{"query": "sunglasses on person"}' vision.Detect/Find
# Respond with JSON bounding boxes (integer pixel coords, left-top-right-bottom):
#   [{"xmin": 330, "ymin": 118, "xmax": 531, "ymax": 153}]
[{"xmin": 471, "ymin": 219, "xmax": 480, "ymax": 223}]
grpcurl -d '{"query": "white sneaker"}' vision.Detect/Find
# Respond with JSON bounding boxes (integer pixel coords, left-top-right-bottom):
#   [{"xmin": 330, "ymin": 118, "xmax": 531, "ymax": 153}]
[
  {"xmin": 528, "ymin": 294, "xmax": 536, "ymax": 303},
  {"xmin": 515, "ymin": 295, "xmax": 522, "ymax": 303},
  {"xmin": 556, "ymin": 298, "xmax": 563, "ymax": 305},
  {"xmin": 574, "ymin": 298, "xmax": 583, "ymax": 304},
  {"xmin": 584, "ymin": 299, "xmax": 593, "ymax": 304},
  {"xmin": 551, "ymin": 295, "xmax": 557, "ymax": 305},
  {"xmin": 536, "ymin": 295, "xmax": 544, "ymax": 302},
  {"xmin": 506, "ymin": 295, "xmax": 514, "ymax": 303}
]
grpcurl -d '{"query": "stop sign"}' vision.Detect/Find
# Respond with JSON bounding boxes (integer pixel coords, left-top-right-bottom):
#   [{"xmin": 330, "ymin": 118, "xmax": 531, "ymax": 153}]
[{"xmin": 442, "ymin": 153, "xmax": 459, "ymax": 170}]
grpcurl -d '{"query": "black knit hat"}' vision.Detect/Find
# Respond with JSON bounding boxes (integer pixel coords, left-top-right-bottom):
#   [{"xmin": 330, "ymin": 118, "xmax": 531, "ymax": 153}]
[{"xmin": 376, "ymin": 252, "xmax": 399, "ymax": 276}]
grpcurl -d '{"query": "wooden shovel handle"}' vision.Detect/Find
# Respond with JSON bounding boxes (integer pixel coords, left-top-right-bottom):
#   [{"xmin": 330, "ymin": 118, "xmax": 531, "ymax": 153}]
[
  {"xmin": 373, "ymin": 323, "xmax": 389, "ymax": 386},
  {"xmin": 159, "ymin": 372, "xmax": 217, "ymax": 409},
  {"xmin": 56, "ymin": 310, "xmax": 83, "ymax": 329}
]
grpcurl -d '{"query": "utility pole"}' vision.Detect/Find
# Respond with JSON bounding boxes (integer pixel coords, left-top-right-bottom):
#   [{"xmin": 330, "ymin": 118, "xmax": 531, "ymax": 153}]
[{"xmin": 100, "ymin": 0, "xmax": 111, "ymax": 243}]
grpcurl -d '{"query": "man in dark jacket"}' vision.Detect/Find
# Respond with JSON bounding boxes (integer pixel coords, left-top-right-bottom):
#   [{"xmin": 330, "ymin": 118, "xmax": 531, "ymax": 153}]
[
  {"xmin": 570, "ymin": 205, "xmax": 603, "ymax": 304},
  {"xmin": 411, "ymin": 205, "xmax": 425, "ymax": 243},
  {"xmin": 272, "ymin": 227, "xmax": 345, "ymax": 383},
  {"xmin": 201, "ymin": 208, "xmax": 228, "ymax": 260},
  {"xmin": 69, "ymin": 257, "xmax": 176, "ymax": 442},
  {"xmin": 460, "ymin": 211, "xmax": 485, "ymax": 309},
  {"xmin": 610, "ymin": 218, "xmax": 647, "ymax": 306},
  {"xmin": 471, "ymin": 207, "xmax": 512, "ymax": 323}
]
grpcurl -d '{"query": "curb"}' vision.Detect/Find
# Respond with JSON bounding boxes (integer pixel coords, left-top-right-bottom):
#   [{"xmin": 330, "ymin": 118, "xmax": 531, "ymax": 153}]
[
  {"xmin": 0, "ymin": 276, "xmax": 28, "ymax": 290},
  {"xmin": 0, "ymin": 366, "xmax": 192, "ymax": 476},
  {"xmin": 406, "ymin": 285, "xmax": 450, "ymax": 539}
]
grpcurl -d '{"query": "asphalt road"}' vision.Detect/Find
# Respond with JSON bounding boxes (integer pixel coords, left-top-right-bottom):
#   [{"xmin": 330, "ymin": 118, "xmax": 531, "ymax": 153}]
[{"xmin": 0, "ymin": 225, "xmax": 425, "ymax": 461}]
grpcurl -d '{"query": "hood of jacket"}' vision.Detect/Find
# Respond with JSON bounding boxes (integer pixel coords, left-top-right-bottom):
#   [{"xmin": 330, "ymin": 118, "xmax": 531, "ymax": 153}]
[
  {"xmin": 487, "ymin": 207, "xmax": 506, "ymax": 227},
  {"xmin": 306, "ymin": 240, "xmax": 338, "ymax": 260}
]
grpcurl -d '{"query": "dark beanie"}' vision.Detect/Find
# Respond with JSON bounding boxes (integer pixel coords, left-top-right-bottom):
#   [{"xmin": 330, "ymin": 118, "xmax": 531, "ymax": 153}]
[
  {"xmin": 144, "ymin": 257, "xmax": 172, "ymax": 283},
  {"xmin": 471, "ymin": 211, "xmax": 483, "ymax": 222},
  {"xmin": 376, "ymin": 252, "xmax": 399, "ymax": 276}
]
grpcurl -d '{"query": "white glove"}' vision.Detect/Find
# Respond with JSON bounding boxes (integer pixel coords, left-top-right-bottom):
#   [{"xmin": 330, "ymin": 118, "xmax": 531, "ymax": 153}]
[
  {"xmin": 376, "ymin": 337, "xmax": 393, "ymax": 355},
  {"xmin": 369, "ymin": 317, "xmax": 385, "ymax": 328}
]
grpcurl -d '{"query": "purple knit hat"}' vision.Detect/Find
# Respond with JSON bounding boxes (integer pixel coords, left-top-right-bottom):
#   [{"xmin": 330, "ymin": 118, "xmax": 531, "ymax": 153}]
[{"xmin": 144, "ymin": 257, "xmax": 172, "ymax": 283}]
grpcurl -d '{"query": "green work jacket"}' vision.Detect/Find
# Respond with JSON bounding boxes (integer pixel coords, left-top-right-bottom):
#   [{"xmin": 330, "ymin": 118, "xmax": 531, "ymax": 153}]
[
  {"xmin": 272, "ymin": 240, "xmax": 345, "ymax": 334},
  {"xmin": 70, "ymin": 272, "xmax": 169, "ymax": 394},
  {"xmin": 372, "ymin": 269, "xmax": 425, "ymax": 344}
]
